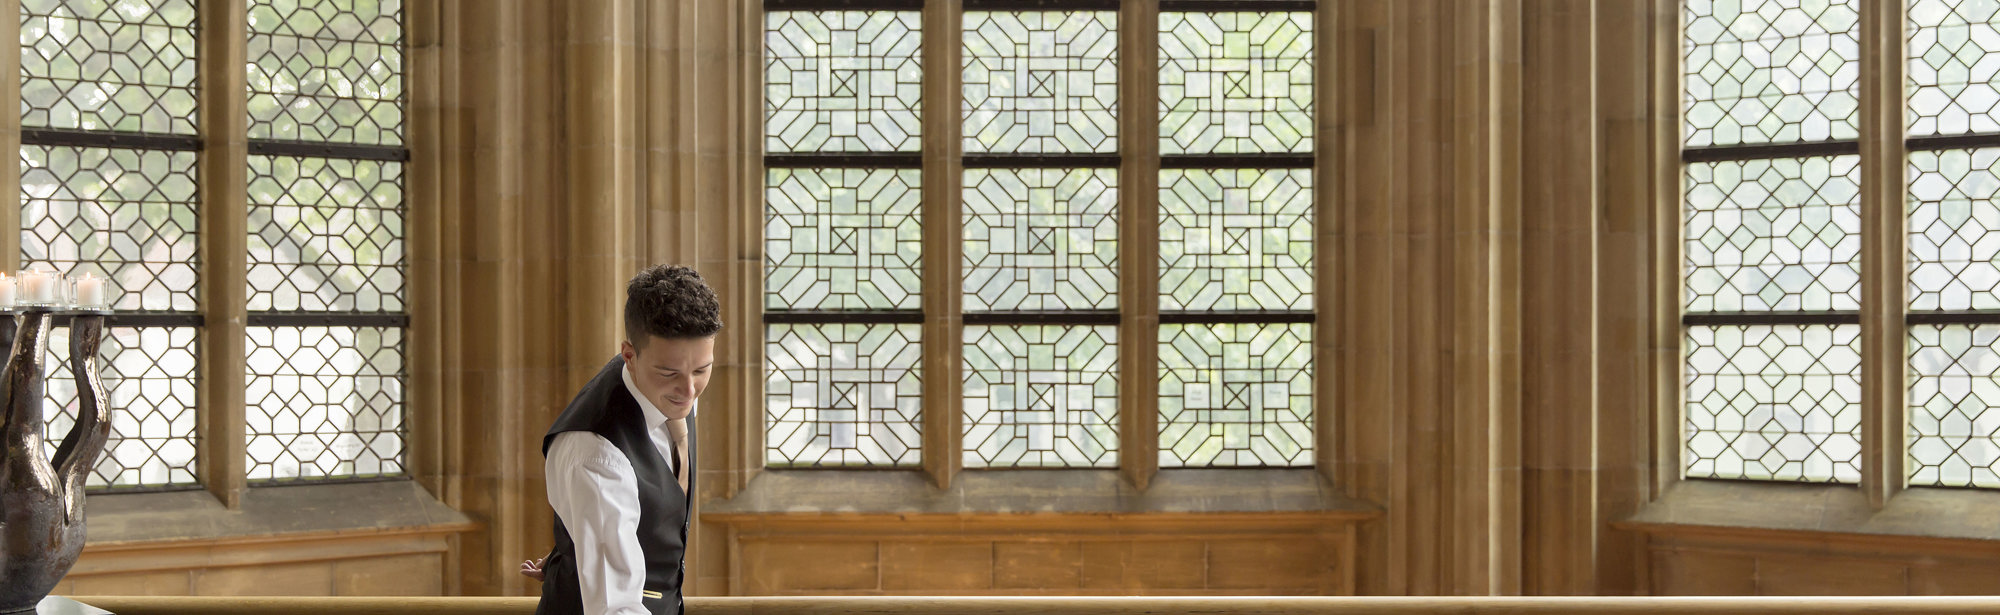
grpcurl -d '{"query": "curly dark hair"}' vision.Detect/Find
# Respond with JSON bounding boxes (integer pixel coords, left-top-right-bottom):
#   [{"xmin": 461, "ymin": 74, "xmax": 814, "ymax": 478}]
[{"xmin": 625, "ymin": 265, "xmax": 723, "ymax": 346}]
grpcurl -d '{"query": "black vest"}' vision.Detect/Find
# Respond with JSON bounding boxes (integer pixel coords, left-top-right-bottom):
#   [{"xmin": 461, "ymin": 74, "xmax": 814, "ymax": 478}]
[{"xmin": 537, "ymin": 357, "xmax": 695, "ymax": 615}]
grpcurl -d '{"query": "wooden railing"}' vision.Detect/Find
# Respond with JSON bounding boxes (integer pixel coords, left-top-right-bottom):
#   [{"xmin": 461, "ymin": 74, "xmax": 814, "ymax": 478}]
[{"xmin": 72, "ymin": 596, "xmax": 2000, "ymax": 615}]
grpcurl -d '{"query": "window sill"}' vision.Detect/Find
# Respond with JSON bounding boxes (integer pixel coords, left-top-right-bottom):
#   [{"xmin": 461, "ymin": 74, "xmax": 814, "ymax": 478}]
[
  {"xmin": 1616, "ymin": 479, "xmax": 2000, "ymax": 546},
  {"xmin": 703, "ymin": 468, "xmax": 1381, "ymax": 519},
  {"xmin": 83, "ymin": 480, "xmax": 478, "ymax": 546}
]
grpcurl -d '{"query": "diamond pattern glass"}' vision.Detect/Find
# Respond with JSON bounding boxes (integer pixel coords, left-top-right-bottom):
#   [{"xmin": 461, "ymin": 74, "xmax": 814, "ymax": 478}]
[
  {"xmin": 1684, "ymin": 324, "xmax": 1861, "ymax": 483},
  {"xmin": 247, "ymin": 155, "xmax": 405, "ymax": 312},
  {"xmin": 41, "ymin": 326, "xmax": 198, "ymax": 489},
  {"xmin": 765, "ymin": 168, "xmax": 922, "ymax": 311},
  {"xmin": 22, "ymin": 145, "xmax": 198, "ymax": 311},
  {"xmin": 21, "ymin": 0, "xmax": 198, "ymax": 133},
  {"xmin": 766, "ymin": 11, "xmax": 922, "ymax": 153},
  {"xmin": 1159, "ymin": 322, "xmax": 1312, "ymax": 467},
  {"xmin": 766, "ymin": 323, "xmax": 921, "ymax": 467},
  {"xmin": 963, "ymin": 11, "xmax": 1118, "ymax": 154},
  {"xmin": 1159, "ymin": 168, "xmax": 1312, "ymax": 311},
  {"xmin": 246, "ymin": 325, "xmax": 405, "ymax": 482},
  {"xmin": 1159, "ymin": 11, "xmax": 1313, "ymax": 155},
  {"xmin": 963, "ymin": 168, "xmax": 1118, "ymax": 312},
  {"xmin": 1684, "ymin": 155, "xmax": 1861, "ymax": 313},
  {"xmin": 1682, "ymin": 0, "xmax": 1859, "ymax": 147},
  {"xmin": 1909, "ymin": 0, "xmax": 2000, "ymax": 136},
  {"xmin": 1909, "ymin": 147, "xmax": 2000, "ymax": 310},
  {"xmin": 963, "ymin": 325, "xmax": 1117, "ymax": 468},
  {"xmin": 247, "ymin": 0, "xmax": 404, "ymax": 145},
  {"xmin": 1909, "ymin": 324, "xmax": 2000, "ymax": 488}
]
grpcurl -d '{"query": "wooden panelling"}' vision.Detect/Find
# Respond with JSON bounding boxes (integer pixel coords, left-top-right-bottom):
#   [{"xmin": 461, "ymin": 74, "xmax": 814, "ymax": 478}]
[
  {"xmin": 739, "ymin": 542, "xmax": 880, "ymax": 593},
  {"xmin": 1648, "ymin": 551, "xmax": 1755, "ymax": 596}
]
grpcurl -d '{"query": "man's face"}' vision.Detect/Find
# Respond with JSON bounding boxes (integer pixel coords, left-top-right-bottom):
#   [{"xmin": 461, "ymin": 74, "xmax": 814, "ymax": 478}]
[{"xmin": 620, "ymin": 334, "xmax": 715, "ymax": 420}]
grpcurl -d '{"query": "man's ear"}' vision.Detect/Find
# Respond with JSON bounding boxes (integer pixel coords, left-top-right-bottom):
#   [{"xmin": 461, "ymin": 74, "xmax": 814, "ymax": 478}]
[{"xmin": 620, "ymin": 339, "xmax": 636, "ymax": 363}]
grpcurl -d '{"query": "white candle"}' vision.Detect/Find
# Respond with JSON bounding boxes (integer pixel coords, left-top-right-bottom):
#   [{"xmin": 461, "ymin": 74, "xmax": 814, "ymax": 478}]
[
  {"xmin": 75, "ymin": 274, "xmax": 104, "ymax": 309},
  {"xmin": 0, "ymin": 275, "xmax": 16, "ymax": 307},
  {"xmin": 20, "ymin": 271, "xmax": 51, "ymax": 304}
]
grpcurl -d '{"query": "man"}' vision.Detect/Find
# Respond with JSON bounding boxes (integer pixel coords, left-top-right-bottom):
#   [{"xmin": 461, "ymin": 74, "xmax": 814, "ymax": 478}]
[{"xmin": 527, "ymin": 265, "xmax": 720, "ymax": 615}]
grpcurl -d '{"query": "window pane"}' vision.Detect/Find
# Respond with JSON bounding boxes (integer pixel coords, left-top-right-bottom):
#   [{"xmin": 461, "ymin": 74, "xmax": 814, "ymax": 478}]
[
  {"xmin": 964, "ymin": 324, "xmax": 1117, "ymax": 468},
  {"xmin": 1909, "ymin": 147, "xmax": 2000, "ymax": 311},
  {"xmin": 21, "ymin": 0, "xmax": 198, "ymax": 133},
  {"xmin": 42, "ymin": 326, "xmax": 199, "ymax": 489},
  {"xmin": 1682, "ymin": 0, "xmax": 1859, "ymax": 147},
  {"xmin": 1684, "ymin": 324, "xmax": 1860, "ymax": 483},
  {"xmin": 765, "ymin": 167, "xmax": 922, "ymax": 311},
  {"xmin": 1159, "ymin": 168, "xmax": 1312, "ymax": 311},
  {"xmin": 1684, "ymin": 155, "xmax": 1860, "ymax": 312},
  {"xmin": 766, "ymin": 11, "xmax": 922, "ymax": 153},
  {"xmin": 1159, "ymin": 11, "xmax": 1313, "ymax": 155},
  {"xmin": 766, "ymin": 323, "xmax": 921, "ymax": 467},
  {"xmin": 246, "ymin": 325, "xmax": 405, "ymax": 482},
  {"xmin": 22, "ymin": 145, "xmax": 199, "ymax": 311},
  {"xmin": 248, "ymin": 155, "xmax": 405, "ymax": 312},
  {"xmin": 247, "ymin": 0, "xmax": 403, "ymax": 145},
  {"xmin": 963, "ymin": 167, "xmax": 1118, "ymax": 311},
  {"xmin": 1909, "ymin": 0, "xmax": 2000, "ymax": 136},
  {"xmin": 1909, "ymin": 324, "xmax": 2000, "ymax": 488},
  {"xmin": 963, "ymin": 10, "xmax": 1118, "ymax": 154},
  {"xmin": 1159, "ymin": 322, "xmax": 1311, "ymax": 467}
]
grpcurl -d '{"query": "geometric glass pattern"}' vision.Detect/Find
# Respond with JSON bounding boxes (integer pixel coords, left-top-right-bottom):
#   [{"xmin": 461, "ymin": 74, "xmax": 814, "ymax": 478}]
[
  {"xmin": 963, "ymin": 325, "xmax": 1117, "ymax": 468},
  {"xmin": 247, "ymin": 0, "xmax": 404, "ymax": 145},
  {"xmin": 1909, "ymin": 0, "xmax": 2000, "ymax": 136},
  {"xmin": 1681, "ymin": 0, "xmax": 1859, "ymax": 147},
  {"xmin": 1159, "ymin": 168, "xmax": 1313, "ymax": 311},
  {"xmin": 41, "ymin": 326, "xmax": 199, "ymax": 489},
  {"xmin": 963, "ymin": 168, "xmax": 1118, "ymax": 312},
  {"xmin": 1908, "ymin": 324, "xmax": 2000, "ymax": 488},
  {"xmin": 246, "ymin": 326, "xmax": 405, "ymax": 481},
  {"xmin": 247, "ymin": 155, "xmax": 405, "ymax": 312},
  {"xmin": 20, "ymin": 0, "xmax": 199, "ymax": 133},
  {"xmin": 766, "ymin": 11, "xmax": 922, "ymax": 153},
  {"xmin": 21, "ymin": 145, "xmax": 200, "ymax": 312},
  {"xmin": 765, "ymin": 167, "xmax": 922, "ymax": 311},
  {"xmin": 1909, "ymin": 147, "xmax": 2000, "ymax": 311},
  {"xmin": 765, "ymin": 323, "xmax": 922, "ymax": 467},
  {"xmin": 1684, "ymin": 155, "xmax": 1861, "ymax": 312},
  {"xmin": 1158, "ymin": 323, "xmax": 1312, "ymax": 467},
  {"xmin": 963, "ymin": 11, "xmax": 1118, "ymax": 154},
  {"xmin": 1684, "ymin": 324, "xmax": 1861, "ymax": 483},
  {"xmin": 1159, "ymin": 11, "xmax": 1313, "ymax": 155}
]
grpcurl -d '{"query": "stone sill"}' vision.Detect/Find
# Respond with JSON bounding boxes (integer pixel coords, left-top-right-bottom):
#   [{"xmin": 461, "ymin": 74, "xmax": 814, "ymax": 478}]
[
  {"xmin": 703, "ymin": 468, "xmax": 1382, "ymax": 519},
  {"xmin": 83, "ymin": 480, "xmax": 478, "ymax": 547},
  {"xmin": 1616, "ymin": 479, "xmax": 2000, "ymax": 548}
]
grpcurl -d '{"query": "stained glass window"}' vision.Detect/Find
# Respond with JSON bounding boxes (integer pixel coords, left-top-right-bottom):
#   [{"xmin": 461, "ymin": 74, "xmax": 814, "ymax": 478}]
[
  {"xmin": 1909, "ymin": 0, "xmax": 2000, "ymax": 136},
  {"xmin": 1682, "ymin": 0, "xmax": 1859, "ymax": 147},
  {"xmin": 1159, "ymin": 322, "xmax": 1313, "ymax": 467},
  {"xmin": 1684, "ymin": 324, "xmax": 1861, "ymax": 482},
  {"xmin": 962, "ymin": 10, "xmax": 1118, "ymax": 154},
  {"xmin": 962, "ymin": 167, "xmax": 1118, "ymax": 312},
  {"xmin": 247, "ymin": 0, "xmax": 404, "ymax": 145},
  {"xmin": 245, "ymin": 326, "xmax": 405, "ymax": 481},
  {"xmin": 766, "ymin": 323, "xmax": 922, "ymax": 466},
  {"xmin": 766, "ymin": 11, "xmax": 922, "ymax": 153},
  {"xmin": 21, "ymin": 0, "xmax": 199, "ymax": 134},
  {"xmin": 1159, "ymin": 167, "xmax": 1313, "ymax": 312},
  {"xmin": 1159, "ymin": 11, "xmax": 1313, "ymax": 155}
]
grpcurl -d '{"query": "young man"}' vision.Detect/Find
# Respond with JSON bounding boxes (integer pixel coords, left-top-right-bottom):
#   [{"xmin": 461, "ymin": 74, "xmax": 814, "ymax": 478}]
[{"xmin": 530, "ymin": 265, "xmax": 719, "ymax": 615}]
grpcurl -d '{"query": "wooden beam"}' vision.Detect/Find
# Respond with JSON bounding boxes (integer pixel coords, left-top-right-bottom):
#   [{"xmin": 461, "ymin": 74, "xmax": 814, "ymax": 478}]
[{"xmin": 74, "ymin": 596, "xmax": 2000, "ymax": 615}]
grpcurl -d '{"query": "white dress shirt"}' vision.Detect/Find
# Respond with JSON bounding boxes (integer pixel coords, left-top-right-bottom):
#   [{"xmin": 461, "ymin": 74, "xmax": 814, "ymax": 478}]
[{"xmin": 545, "ymin": 365, "xmax": 689, "ymax": 615}]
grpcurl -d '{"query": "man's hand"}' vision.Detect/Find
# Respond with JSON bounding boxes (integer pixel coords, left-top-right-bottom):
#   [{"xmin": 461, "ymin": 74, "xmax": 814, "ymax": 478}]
[{"xmin": 520, "ymin": 557, "xmax": 546, "ymax": 582}]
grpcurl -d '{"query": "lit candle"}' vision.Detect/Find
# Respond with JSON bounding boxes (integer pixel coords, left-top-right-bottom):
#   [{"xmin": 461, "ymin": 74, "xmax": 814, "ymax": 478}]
[
  {"xmin": 0, "ymin": 274, "xmax": 16, "ymax": 307},
  {"xmin": 74, "ymin": 273, "xmax": 105, "ymax": 309}
]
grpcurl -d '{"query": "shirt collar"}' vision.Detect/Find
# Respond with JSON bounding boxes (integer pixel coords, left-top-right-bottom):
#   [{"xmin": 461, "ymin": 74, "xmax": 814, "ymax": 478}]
[{"xmin": 621, "ymin": 361, "xmax": 671, "ymax": 431}]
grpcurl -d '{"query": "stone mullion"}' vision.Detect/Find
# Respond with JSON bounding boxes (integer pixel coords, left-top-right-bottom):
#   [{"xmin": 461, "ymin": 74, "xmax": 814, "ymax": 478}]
[
  {"xmin": 0, "ymin": 0, "xmax": 18, "ymax": 271},
  {"xmin": 921, "ymin": 0, "xmax": 963, "ymax": 489},
  {"xmin": 1118, "ymin": 0, "xmax": 1160, "ymax": 489},
  {"xmin": 1858, "ymin": 0, "xmax": 1908, "ymax": 509},
  {"xmin": 199, "ymin": 0, "xmax": 250, "ymax": 508}
]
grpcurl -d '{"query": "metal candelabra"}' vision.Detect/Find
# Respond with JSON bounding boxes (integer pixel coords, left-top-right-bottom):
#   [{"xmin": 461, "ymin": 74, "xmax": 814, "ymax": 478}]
[{"xmin": 0, "ymin": 310, "xmax": 111, "ymax": 614}]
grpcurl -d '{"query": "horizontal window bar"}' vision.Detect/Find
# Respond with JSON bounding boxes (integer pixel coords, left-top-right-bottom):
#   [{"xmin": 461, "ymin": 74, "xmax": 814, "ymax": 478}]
[
  {"xmin": 765, "ymin": 153, "xmax": 924, "ymax": 168},
  {"xmin": 963, "ymin": 154, "xmax": 1120, "ymax": 168},
  {"xmin": 1907, "ymin": 311, "xmax": 2000, "ymax": 325},
  {"xmin": 1161, "ymin": 0, "xmax": 1316, "ymax": 11},
  {"xmin": 84, "ymin": 483, "xmax": 206, "ymax": 495},
  {"xmin": 1681, "ymin": 311, "xmax": 1861, "ymax": 326},
  {"xmin": 250, "ymin": 475, "xmax": 408, "ymax": 488},
  {"xmin": 964, "ymin": 311, "xmax": 1120, "ymax": 325},
  {"xmin": 22, "ymin": 129, "xmax": 202, "ymax": 151},
  {"xmin": 247, "ymin": 312, "xmax": 410, "ymax": 328},
  {"xmin": 764, "ymin": 309, "xmax": 925, "ymax": 324},
  {"xmin": 1160, "ymin": 154, "xmax": 1315, "ymax": 169},
  {"xmin": 249, "ymin": 140, "xmax": 410, "ymax": 162},
  {"xmin": 0, "ymin": 312, "xmax": 204, "ymax": 328},
  {"xmin": 1159, "ymin": 310, "xmax": 1316, "ymax": 324},
  {"xmin": 965, "ymin": 0, "xmax": 1120, "ymax": 10},
  {"xmin": 1906, "ymin": 133, "xmax": 2000, "ymax": 152},
  {"xmin": 765, "ymin": 0, "xmax": 923, "ymax": 9},
  {"xmin": 1680, "ymin": 140, "xmax": 1859, "ymax": 163}
]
